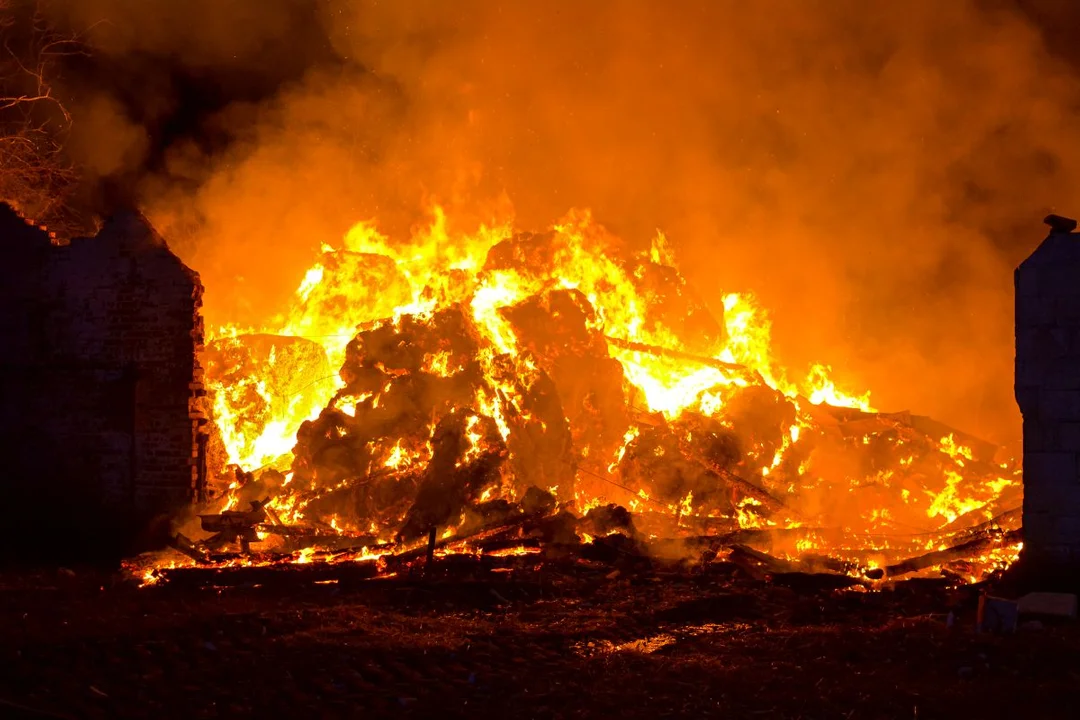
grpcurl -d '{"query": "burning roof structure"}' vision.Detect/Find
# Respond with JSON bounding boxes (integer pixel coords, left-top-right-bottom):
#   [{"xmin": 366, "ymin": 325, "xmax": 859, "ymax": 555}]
[{"xmin": 131, "ymin": 208, "xmax": 1023, "ymax": 588}]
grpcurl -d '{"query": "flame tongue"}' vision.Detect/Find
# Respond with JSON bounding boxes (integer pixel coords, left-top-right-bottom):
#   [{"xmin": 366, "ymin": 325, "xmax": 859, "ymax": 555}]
[{"xmin": 189, "ymin": 207, "xmax": 1020, "ymax": 582}]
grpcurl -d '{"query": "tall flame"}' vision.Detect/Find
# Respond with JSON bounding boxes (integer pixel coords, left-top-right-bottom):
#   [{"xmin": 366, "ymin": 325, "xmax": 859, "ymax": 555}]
[{"xmin": 193, "ymin": 206, "xmax": 1019, "ymax": 580}]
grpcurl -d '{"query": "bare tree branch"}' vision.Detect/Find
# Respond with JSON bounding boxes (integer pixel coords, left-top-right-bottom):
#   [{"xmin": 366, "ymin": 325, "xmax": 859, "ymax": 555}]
[{"xmin": 0, "ymin": 0, "xmax": 89, "ymax": 237}]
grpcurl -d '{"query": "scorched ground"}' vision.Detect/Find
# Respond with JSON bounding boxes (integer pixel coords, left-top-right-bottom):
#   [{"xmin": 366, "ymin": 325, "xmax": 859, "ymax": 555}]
[{"xmin": 1, "ymin": 563, "xmax": 1077, "ymax": 719}]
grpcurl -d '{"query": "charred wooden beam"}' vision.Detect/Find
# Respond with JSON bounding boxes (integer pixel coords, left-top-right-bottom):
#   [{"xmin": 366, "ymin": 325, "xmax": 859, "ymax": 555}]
[
  {"xmin": 387, "ymin": 510, "xmax": 545, "ymax": 567},
  {"xmin": 196, "ymin": 499, "xmax": 272, "ymax": 554},
  {"xmin": 169, "ymin": 534, "xmax": 211, "ymax": 565},
  {"xmin": 604, "ymin": 335, "xmax": 756, "ymax": 377},
  {"xmin": 945, "ymin": 507, "xmax": 1022, "ymax": 544},
  {"xmin": 426, "ymin": 526, "xmax": 437, "ymax": 565},
  {"xmin": 198, "ymin": 499, "xmax": 268, "ymax": 533},
  {"xmin": 262, "ymin": 504, "xmax": 284, "ymax": 526},
  {"xmin": 942, "ymin": 500, "xmax": 1022, "ymax": 536},
  {"xmin": 883, "ymin": 528, "xmax": 1023, "ymax": 579},
  {"xmin": 725, "ymin": 544, "xmax": 868, "ymax": 589},
  {"xmin": 727, "ymin": 544, "xmax": 799, "ymax": 577},
  {"xmin": 474, "ymin": 536, "xmax": 542, "ymax": 554},
  {"xmin": 676, "ymin": 439, "xmax": 790, "ymax": 514},
  {"xmin": 203, "ymin": 540, "xmax": 394, "ymax": 566},
  {"xmin": 255, "ymin": 524, "xmax": 378, "ymax": 544},
  {"xmin": 158, "ymin": 558, "xmax": 380, "ymax": 590}
]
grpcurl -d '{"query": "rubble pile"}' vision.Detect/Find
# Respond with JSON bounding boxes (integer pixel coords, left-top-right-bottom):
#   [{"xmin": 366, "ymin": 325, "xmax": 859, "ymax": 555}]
[{"xmin": 137, "ymin": 212, "xmax": 1023, "ymax": 589}]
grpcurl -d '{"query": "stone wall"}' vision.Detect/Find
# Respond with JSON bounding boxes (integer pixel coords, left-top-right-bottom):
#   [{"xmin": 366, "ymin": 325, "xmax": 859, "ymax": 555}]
[
  {"xmin": 1016, "ymin": 215, "xmax": 1080, "ymax": 571},
  {"xmin": 0, "ymin": 204, "xmax": 205, "ymax": 563}
]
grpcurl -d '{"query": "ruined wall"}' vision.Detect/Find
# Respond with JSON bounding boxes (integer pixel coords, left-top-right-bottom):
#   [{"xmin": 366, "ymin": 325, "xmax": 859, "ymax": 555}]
[
  {"xmin": 1016, "ymin": 215, "xmax": 1080, "ymax": 570},
  {"xmin": 0, "ymin": 204, "xmax": 204, "ymax": 562}
]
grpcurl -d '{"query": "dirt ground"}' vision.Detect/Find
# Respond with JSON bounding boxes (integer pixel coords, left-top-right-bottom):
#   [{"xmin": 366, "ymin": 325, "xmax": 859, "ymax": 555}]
[{"xmin": 0, "ymin": 560, "xmax": 1077, "ymax": 720}]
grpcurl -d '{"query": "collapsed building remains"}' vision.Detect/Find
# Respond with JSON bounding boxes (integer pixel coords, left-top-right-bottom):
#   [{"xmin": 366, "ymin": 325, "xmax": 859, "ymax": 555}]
[
  {"xmin": 1016, "ymin": 214, "xmax": 1080, "ymax": 574},
  {"xmin": 0, "ymin": 204, "xmax": 204, "ymax": 562}
]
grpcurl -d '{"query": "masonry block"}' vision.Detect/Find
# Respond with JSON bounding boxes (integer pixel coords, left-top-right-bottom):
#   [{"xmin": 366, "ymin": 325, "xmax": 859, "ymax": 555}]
[
  {"xmin": 1024, "ymin": 452, "xmax": 1078, "ymax": 486},
  {"xmin": 1040, "ymin": 390, "xmax": 1080, "ymax": 421},
  {"xmin": 1022, "ymin": 510, "xmax": 1055, "ymax": 545},
  {"xmin": 0, "ymin": 204, "xmax": 205, "ymax": 563},
  {"xmin": 1016, "ymin": 265, "xmax": 1043, "ymax": 298},
  {"xmin": 1015, "ymin": 384, "xmax": 1040, "ymax": 414},
  {"xmin": 1017, "ymin": 218, "xmax": 1080, "ymax": 570},
  {"xmin": 1023, "ymin": 482, "xmax": 1080, "ymax": 514},
  {"xmin": 1017, "ymin": 294, "xmax": 1057, "ymax": 326},
  {"xmin": 1057, "ymin": 297, "xmax": 1080, "ymax": 323},
  {"xmin": 1044, "ymin": 361, "xmax": 1080, "ymax": 391},
  {"xmin": 1023, "ymin": 415, "xmax": 1059, "ymax": 453},
  {"xmin": 1055, "ymin": 516, "xmax": 1080, "ymax": 544},
  {"xmin": 1061, "ymin": 423, "xmax": 1080, "ymax": 453}
]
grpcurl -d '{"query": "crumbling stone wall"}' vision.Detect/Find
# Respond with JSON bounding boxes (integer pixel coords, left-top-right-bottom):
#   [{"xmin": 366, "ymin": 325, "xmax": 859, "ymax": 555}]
[
  {"xmin": 0, "ymin": 204, "xmax": 204, "ymax": 562},
  {"xmin": 1016, "ymin": 215, "xmax": 1080, "ymax": 571}
]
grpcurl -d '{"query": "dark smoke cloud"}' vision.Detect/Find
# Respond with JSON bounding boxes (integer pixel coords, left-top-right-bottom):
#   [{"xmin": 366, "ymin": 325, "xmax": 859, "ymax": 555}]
[
  {"xmin": 29, "ymin": 0, "xmax": 1080, "ymax": 444},
  {"xmin": 47, "ymin": 0, "xmax": 313, "ymax": 67}
]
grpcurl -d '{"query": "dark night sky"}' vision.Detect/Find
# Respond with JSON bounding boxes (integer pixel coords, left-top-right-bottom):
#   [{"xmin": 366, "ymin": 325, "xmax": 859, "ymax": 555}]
[{"xmin": 45, "ymin": 0, "xmax": 1080, "ymax": 221}]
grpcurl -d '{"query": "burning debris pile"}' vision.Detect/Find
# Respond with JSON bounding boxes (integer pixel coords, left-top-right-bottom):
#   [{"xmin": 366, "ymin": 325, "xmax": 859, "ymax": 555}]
[{"xmin": 133, "ymin": 210, "xmax": 1022, "ymax": 588}]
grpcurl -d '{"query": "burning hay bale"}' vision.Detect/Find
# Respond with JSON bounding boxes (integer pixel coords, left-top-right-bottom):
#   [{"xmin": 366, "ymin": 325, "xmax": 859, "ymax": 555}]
[
  {"xmin": 397, "ymin": 409, "xmax": 508, "ymax": 541},
  {"xmin": 627, "ymin": 258, "xmax": 726, "ymax": 357},
  {"xmin": 484, "ymin": 228, "xmax": 726, "ymax": 357},
  {"xmin": 287, "ymin": 302, "xmax": 576, "ymax": 535},
  {"xmin": 335, "ymin": 306, "xmax": 483, "ymax": 398},
  {"xmin": 581, "ymin": 503, "xmax": 637, "ymax": 538},
  {"xmin": 483, "ymin": 231, "xmax": 561, "ymax": 275},
  {"xmin": 202, "ymin": 333, "xmax": 334, "ymax": 475},
  {"xmin": 618, "ymin": 418, "xmax": 740, "ymax": 517},
  {"xmin": 290, "ymin": 306, "xmax": 486, "ymax": 501},
  {"xmin": 150, "ymin": 210, "xmax": 1022, "ymax": 590},
  {"xmin": 504, "ymin": 370, "xmax": 576, "ymax": 501},
  {"xmin": 501, "ymin": 288, "xmax": 631, "ymax": 467}
]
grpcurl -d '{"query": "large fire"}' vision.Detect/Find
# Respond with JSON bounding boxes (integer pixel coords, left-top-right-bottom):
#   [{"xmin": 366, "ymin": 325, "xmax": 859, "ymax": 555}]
[{"xmin": 141, "ymin": 207, "xmax": 1021, "ymax": 586}]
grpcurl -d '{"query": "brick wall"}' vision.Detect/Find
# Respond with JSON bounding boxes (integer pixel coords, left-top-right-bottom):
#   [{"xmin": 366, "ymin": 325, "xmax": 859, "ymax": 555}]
[
  {"xmin": 1016, "ymin": 215, "xmax": 1080, "ymax": 570},
  {"xmin": 0, "ymin": 204, "xmax": 204, "ymax": 563}
]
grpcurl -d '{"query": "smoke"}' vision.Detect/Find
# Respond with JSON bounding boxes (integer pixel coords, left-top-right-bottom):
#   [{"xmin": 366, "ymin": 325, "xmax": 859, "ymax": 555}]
[{"xmin": 36, "ymin": 0, "xmax": 1080, "ymax": 444}]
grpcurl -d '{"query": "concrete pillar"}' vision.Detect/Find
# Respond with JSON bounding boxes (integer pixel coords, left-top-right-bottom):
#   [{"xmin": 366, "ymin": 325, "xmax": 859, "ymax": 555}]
[{"xmin": 1016, "ymin": 214, "xmax": 1080, "ymax": 570}]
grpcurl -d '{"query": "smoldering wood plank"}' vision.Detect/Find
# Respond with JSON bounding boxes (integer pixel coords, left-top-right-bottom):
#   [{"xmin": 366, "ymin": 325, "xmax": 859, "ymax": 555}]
[
  {"xmin": 158, "ymin": 559, "xmax": 381, "ymax": 589},
  {"xmin": 883, "ymin": 528, "xmax": 1023, "ymax": 579},
  {"xmin": 677, "ymin": 440, "xmax": 790, "ymax": 514},
  {"xmin": 386, "ymin": 511, "xmax": 545, "ymax": 567},
  {"xmin": 944, "ymin": 507, "xmax": 1022, "ymax": 544},
  {"xmin": 604, "ymin": 335, "xmax": 753, "ymax": 376}
]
